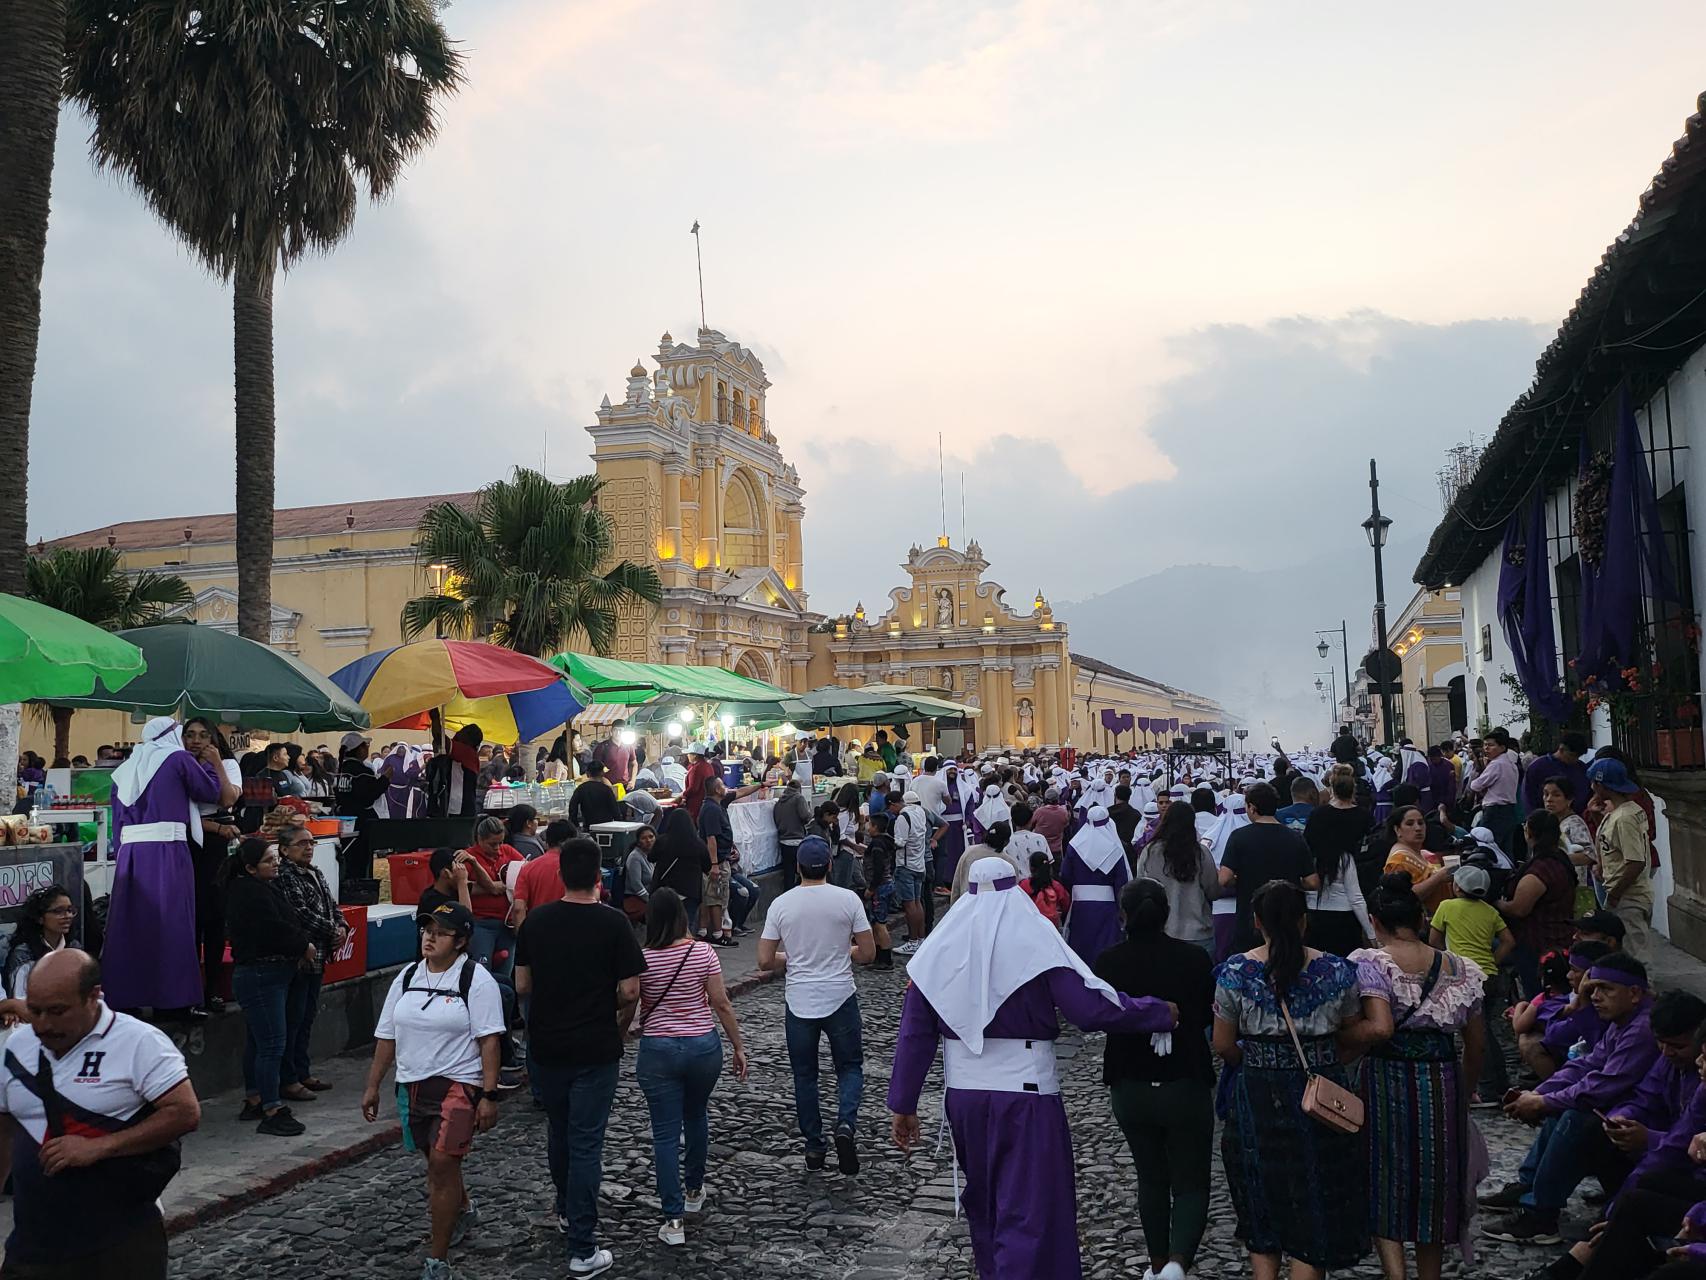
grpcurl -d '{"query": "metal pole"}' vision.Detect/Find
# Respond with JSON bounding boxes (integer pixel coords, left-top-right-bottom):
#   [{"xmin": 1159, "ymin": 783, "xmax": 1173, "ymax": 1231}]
[
  {"xmin": 1340, "ymin": 619, "xmax": 1351, "ymax": 728},
  {"xmin": 1370, "ymin": 459, "xmax": 1396, "ymax": 747}
]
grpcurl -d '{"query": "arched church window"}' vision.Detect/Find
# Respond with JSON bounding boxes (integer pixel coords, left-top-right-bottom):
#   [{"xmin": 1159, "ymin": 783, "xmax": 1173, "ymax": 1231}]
[
  {"xmin": 722, "ymin": 470, "xmax": 766, "ymax": 568},
  {"xmin": 716, "ymin": 382, "xmax": 729, "ymax": 424}
]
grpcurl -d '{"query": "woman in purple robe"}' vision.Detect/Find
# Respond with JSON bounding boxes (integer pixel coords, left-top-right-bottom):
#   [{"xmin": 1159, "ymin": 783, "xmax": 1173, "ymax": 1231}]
[
  {"xmin": 889, "ymin": 857, "xmax": 1176, "ymax": 1279},
  {"xmin": 106, "ymin": 717, "xmax": 224, "ymax": 1013},
  {"xmin": 1058, "ymin": 805, "xmax": 1130, "ymax": 966}
]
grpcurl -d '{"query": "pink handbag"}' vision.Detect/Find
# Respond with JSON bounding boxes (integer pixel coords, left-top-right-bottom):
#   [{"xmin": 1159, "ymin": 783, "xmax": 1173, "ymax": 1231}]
[{"xmin": 1280, "ymin": 997, "xmax": 1364, "ymax": 1135}]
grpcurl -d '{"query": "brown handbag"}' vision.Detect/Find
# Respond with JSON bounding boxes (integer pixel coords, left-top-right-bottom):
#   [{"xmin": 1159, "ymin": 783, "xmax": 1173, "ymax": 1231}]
[{"xmin": 1279, "ymin": 995, "xmax": 1365, "ymax": 1135}]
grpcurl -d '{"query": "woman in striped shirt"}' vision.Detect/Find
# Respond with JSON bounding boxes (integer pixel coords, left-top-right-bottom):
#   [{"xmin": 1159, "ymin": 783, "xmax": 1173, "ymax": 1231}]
[{"xmin": 631, "ymin": 888, "xmax": 749, "ymax": 1249}]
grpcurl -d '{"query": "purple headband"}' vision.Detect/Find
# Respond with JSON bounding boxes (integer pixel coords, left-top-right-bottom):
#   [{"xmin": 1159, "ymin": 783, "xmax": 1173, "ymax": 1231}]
[
  {"xmin": 968, "ymin": 876, "xmax": 1018, "ymax": 894},
  {"xmin": 1090, "ymin": 817, "xmax": 1110, "ymax": 828},
  {"xmin": 1585, "ymin": 963, "xmax": 1644, "ymax": 989},
  {"xmin": 1567, "ymin": 948, "xmax": 1599, "ymax": 971}
]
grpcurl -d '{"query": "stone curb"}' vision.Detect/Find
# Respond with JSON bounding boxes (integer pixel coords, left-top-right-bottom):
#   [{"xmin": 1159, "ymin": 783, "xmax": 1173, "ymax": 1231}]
[{"xmin": 164, "ymin": 964, "xmax": 780, "ymax": 1236}]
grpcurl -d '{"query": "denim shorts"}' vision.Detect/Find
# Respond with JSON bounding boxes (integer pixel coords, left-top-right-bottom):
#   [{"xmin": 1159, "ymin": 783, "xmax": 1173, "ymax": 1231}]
[
  {"xmin": 892, "ymin": 867, "xmax": 922, "ymax": 904},
  {"xmin": 868, "ymin": 881, "xmax": 895, "ymax": 924}
]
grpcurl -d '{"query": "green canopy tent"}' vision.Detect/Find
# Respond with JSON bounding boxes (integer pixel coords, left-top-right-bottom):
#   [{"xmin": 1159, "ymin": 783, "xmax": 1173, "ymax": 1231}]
[
  {"xmin": 43, "ymin": 623, "xmax": 370, "ymax": 733},
  {"xmin": 549, "ymin": 653, "xmax": 789, "ymax": 705},
  {"xmin": 0, "ymin": 592, "xmax": 146, "ymax": 703},
  {"xmin": 719, "ymin": 685, "xmax": 983, "ymax": 730}
]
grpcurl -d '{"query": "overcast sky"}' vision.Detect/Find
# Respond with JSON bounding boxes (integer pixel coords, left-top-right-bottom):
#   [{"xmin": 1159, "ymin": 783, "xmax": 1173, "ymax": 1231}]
[{"xmin": 26, "ymin": 1, "xmax": 1706, "ymax": 663}]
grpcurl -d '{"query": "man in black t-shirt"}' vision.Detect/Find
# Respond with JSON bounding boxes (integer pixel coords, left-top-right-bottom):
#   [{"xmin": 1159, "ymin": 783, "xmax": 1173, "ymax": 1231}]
[
  {"xmin": 1218, "ymin": 783, "xmax": 1320, "ymax": 952},
  {"xmin": 414, "ymin": 847, "xmax": 472, "ymax": 923},
  {"xmin": 515, "ymin": 838, "xmax": 644, "ymax": 1277}
]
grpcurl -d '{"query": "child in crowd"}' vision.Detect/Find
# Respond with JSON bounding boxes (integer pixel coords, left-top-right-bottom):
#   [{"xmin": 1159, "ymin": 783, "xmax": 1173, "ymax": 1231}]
[
  {"xmin": 862, "ymin": 812, "xmax": 896, "ymax": 970},
  {"xmin": 1530, "ymin": 940, "xmax": 1614, "ymax": 1079},
  {"xmin": 1430, "ymin": 863, "xmax": 1516, "ymax": 1104},
  {"xmin": 1510, "ymin": 949, "xmax": 1573, "ymax": 1081},
  {"xmin": 1021, "ymin": 851, "xmax": 1071, "ymax": 929}
]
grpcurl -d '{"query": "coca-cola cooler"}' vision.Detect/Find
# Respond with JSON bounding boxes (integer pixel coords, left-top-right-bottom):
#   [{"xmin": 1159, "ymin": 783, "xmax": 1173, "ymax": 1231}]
[{"xmin": 323, "ymin": 905, "xmax": 368, "ymax": 984}]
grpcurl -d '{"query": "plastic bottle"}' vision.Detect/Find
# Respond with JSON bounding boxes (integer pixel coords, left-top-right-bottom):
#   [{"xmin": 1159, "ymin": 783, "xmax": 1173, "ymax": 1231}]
[
  {"xmin": 35, "ymin": 780, "xmax": 55, "ymax": 812},
  {"xmin": 1567, "ymin": 1037, "xmax": 1589, "ymax": 1061}
]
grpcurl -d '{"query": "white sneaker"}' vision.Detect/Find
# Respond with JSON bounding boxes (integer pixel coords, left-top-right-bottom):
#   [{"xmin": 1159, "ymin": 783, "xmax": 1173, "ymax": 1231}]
[
  {"xmin": 684, "ymin": 1185, "xmax": 707, "ymax": 1214},
  {"xmin": 658, "ymin": 1218, "xmax": 686, "ymax": 1247},
  {"xmin": 893, "ymin": 939, "xmax": 922, "ymax": 955},
  {"xmin": 1158, "ymin": 1264, "xmax": 1187, "ymax": 1280},
  {"xmin": 568, "ymin": 1248, "xmax": 613, "ymax": 1277}
]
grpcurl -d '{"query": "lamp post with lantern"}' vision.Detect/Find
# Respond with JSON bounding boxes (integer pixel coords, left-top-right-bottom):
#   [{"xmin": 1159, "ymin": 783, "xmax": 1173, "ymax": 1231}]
[
  {"xmin": 1315, "ymin": 621, "xmax": 1351, "ymax": 730},
  {"xmin": 1362, "ymin": 459, "xmax": 1396, "ymax": 747}
]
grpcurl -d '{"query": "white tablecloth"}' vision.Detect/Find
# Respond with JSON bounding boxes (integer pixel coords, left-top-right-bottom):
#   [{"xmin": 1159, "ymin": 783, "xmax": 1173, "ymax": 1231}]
[{"xmin": 728, "ymin": 796, "xmax": 779, "ymax": 875}]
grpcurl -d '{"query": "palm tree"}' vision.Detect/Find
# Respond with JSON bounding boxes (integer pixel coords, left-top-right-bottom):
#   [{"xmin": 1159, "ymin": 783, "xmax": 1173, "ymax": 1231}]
[
  {"xmin": 0, "ymin": 0, "xmax": 67, "ymax": 597},
  {"xmin": 63, "ymin": 1, "xmax": 463, "ymax": 642},
  {"xmin": 26, "ymin": 546, "xmax": 191, "ymax": 760},
  {"xmin": 402, "ymin": 469, "xmax": 664, "ymax": 658}
]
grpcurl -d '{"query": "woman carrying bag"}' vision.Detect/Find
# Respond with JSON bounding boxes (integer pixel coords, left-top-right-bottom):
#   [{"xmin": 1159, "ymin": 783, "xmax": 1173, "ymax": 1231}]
[
  {"xmin": 631, "ymin": 889, "xmax": 748, "ymax": 1249},
  {"xmin": 1213, "ymin": 879, "xmax": 1368, "ymax": 1279}
]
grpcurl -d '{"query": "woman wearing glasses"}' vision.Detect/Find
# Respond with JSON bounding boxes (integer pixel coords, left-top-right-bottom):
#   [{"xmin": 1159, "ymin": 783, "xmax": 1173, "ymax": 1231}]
[
  {"xmin": 275, "ymin": 826, "xmax": 348, "ymax": 1102},
  {"xmin": 3, "ymin": 885, "xmax": 82, "ymax": 999}
]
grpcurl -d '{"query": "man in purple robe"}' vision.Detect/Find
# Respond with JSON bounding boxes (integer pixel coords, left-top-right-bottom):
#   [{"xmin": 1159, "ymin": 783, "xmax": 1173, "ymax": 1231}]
[
  {"xmin": 937, "ymin": 763, "xmax": 969, "ymax": 887},
  {"xmin": 106, "ymin": 717, "xmax": 223, "ymax": 1012},
  {"xmin": 888, "ymin": 857, "xmax": 1176, "ymax": 1279},
  {"xmin": 1058, "ymin": 804, "xmax": 1130, "ymax": 965}
]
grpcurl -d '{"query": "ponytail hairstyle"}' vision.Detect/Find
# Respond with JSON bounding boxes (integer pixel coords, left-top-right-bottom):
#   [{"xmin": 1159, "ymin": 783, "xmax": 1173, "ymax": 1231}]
[
  {"xmin": 1120, "ymin": 877, "xmax": 1170, "ymax": 939},
  {"xmin": 219, "ymin": 836, "xmax": 274, "ymax": 888},
  {"xmin": 1538, "ymin": 949, "xmax": 1572, "ymax": 997},
  {"xmin": 1157, "ymin": 802, "xmax": 1202, "ymax": 883},
  {"xmin": 1028, "ymin": 851, "xmax": 1055, "ymax": 891},
  {"xmin": 1368, "ymin": 872, "xmax": 1425, "ymax": 936},
  {"xmin": 985, "ymin": 820, "xmax": 1012, "ymax": 853},
  {"xmin": 1252, "ymin": 879, "xmax": 1308, "ymax": 996}
]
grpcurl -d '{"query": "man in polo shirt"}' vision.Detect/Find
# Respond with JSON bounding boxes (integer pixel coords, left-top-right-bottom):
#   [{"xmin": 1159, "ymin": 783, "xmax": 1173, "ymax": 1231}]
[
  {"xmin": 1469, "ymin": 727, "xmax": 1523, "ymax": 856},
  {"xmin": 1590, "ymin": 757, "xmax": 1655, "ymax": 961},
  {"xmin": 0, "ymin": 950, "xmax": 200, "ymax": 1277}
]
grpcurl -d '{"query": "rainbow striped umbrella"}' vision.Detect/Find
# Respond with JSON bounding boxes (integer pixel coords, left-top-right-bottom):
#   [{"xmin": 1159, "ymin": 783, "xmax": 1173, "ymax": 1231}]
[{"xmin": 329, "ymin": 640, "xmax": 583, "ymax": 744}]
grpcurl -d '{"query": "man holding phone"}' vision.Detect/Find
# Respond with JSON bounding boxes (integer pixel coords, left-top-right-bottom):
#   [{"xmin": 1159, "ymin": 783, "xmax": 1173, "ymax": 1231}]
[{"xmin": 1483, "ymin": 954, "xmax": 1661, "ymax": 1245}]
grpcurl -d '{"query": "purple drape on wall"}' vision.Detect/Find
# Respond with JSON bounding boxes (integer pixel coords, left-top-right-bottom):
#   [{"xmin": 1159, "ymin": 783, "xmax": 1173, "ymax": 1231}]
[
  {"xmin": 1577, "ymin": 391, "xmax": 1677, "ymax": 685},
  {"xmin": 1497, "ymin": 490, "xmax": 1570, "ymax": 721}
]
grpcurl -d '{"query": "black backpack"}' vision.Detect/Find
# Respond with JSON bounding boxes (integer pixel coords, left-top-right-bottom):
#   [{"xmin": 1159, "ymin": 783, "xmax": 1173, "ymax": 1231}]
[{"xmin": 398, "ymin": 957, "xmax": 477, "ymax": 1010}]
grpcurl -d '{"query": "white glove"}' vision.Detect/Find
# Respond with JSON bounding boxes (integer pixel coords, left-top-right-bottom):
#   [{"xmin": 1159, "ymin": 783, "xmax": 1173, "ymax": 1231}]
[{"xmin": 1149, "ymin": 1031, "xmax": 1173, "ymax": 1057}]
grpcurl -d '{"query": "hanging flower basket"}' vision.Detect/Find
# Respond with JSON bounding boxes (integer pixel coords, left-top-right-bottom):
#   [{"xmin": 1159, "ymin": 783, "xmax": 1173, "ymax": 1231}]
[{"xmin": 1573, "ymin": 450, "xmax": 1613, "ymax": 567}]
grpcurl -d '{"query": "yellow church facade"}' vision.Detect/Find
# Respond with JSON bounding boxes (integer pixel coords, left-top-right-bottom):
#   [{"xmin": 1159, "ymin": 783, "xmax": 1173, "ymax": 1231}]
[{"xmin": 35, "ymin": 323, "xmax": 1224, "ymax": 757}]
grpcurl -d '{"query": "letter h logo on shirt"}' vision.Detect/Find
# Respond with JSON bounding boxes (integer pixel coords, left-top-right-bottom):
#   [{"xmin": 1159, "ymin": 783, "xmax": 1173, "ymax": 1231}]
[{"xmin": 77, "ymin": 1051, "xmax": 106, "ymax": 1081}]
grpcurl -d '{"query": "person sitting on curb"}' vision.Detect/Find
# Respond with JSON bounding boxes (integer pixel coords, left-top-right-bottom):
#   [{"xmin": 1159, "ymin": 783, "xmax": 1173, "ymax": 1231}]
[{"xmin": 1482, "ymin": 953, "xmax": 1662, "ymax": 1245}]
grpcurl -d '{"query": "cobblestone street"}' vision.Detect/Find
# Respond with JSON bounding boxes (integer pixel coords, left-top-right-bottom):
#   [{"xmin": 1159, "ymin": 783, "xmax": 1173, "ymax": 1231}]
[{"xmin": 167, "ymin": 960, "xmax": 1595, "ymax": 1279}]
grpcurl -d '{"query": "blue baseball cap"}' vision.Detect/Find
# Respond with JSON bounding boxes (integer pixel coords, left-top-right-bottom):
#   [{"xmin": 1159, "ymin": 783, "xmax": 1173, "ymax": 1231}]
[
  {"xmin": 1587, "ymin": 757, "xmax": 1639, "ymax": 794},
  {"xmin": 796, "ymin": 835, "xmax": 833, "ymax": 873}
]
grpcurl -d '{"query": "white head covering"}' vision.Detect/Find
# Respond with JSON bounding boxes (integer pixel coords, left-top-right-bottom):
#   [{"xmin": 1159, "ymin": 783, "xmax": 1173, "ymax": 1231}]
[
  {"xmin": 905, "ymin": 857, "xmax": 1120, "ymax": 1052},
  {"xmin": 113, "ymin": 716, "xmax": 186, "ymax": 806},
  {"xmin": 974, "ymin": 784, "xmax": 1011, "ymax": 831},
  {"xmin": 1399, "ymin": 742, "xmax": 1426, "ymax": 778},
  {"xmin": 1205, "ymin": 794, "xmax": 1250, "ymax": 867},
  {"xmin": 1069, "ymin": 805, "xmax": 1126, "ymax": 874}
]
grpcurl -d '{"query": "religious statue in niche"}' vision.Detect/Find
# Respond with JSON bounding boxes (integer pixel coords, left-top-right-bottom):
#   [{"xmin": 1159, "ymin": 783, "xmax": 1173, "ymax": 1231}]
[
  {"xmin": 934, "ymin": 588, "xmax": 954, "ymax": 628},
  {"xmin": 939, "ymin": 666, "xmax": 955, "ymax": 691},
  {"xmin": 1017, "ymin": 698, "xmax": 1035, "ymax": 739}
]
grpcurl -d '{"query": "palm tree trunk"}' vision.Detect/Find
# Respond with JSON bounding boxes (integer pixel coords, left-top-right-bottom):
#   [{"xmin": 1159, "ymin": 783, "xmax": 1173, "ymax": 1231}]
[
  {"xmin": 0, "ymin": 0, "xmax": 63, "ymax": 599},
  {"xmin": 51, "ymin": 706, "xmax": 72, "ymax": 764},
  {"xmin": 234, "ymin": 258, "xmax": 277, "ymax": 642}
]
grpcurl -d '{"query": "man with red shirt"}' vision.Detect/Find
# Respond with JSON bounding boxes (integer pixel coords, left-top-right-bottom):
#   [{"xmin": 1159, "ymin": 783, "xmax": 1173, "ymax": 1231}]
[
  {"xmin": 462, "ymin": 815, "xmax": 525, "ymax": 1087},
  {"xmin": 512, "ymin": 819, "xmax": 577, "ymax": 927},
  {"xmin": 683, "ymin": 744, "xmax": 718, "ymax": 821}
]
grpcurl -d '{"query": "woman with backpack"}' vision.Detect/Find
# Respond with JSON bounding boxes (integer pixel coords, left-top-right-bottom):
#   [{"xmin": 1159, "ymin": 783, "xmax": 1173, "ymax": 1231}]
[
  {"xmin": 631, "ymin": 888, "xmax": 749, "ymax": 1249},
  {"xmin": 362, "ymin": 899, "xmax": 504, "ymax": 1280}
]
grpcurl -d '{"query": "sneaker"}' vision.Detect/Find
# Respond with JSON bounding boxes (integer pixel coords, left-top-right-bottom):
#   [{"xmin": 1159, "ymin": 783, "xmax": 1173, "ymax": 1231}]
[
  {"xmin": 893, "ymin": 939, "xmax": 922, "ymax": 955},
  {"xmin": 556, "ymin": 1214, "xmax": 569, "ymax": 1234},
  {"xmin": 256, "ymin": 1107, "xmax": 306, "ymax": 1137},
  {"xmin": 1481, "ymin": 1208, "xmax": 1562, "ymax": 1245},
  {"xmin": 684, "ymin": 1185, "xmax": 707, "ymax": 1214},
  {"xmin": 1157, "ymin": 1265, "xmax": 1187, "ymax": 1280},
  {"xmin": 568, "ymin": 1249, "xmax": 614, "ymax": 1277},
  {"xmin": 732, "ymin": 925, "xmax": 754, "ymax": 937},
  {"xmin": 497, "ymin": 1066, "xmax": 526, "ymax": 1091},
  {"xmin": 834, "ymin": 1124, "xmax": 860, "ymax": 1175},
  {"xmin": 712, "ymin": 935, "xmax": 739, "ymax": 948},
  {"xmin": 1477, "ymin": 1180, "xmax": 1529, "ymax": 1210},
  {"xmin": 805, "ymin": 1148, "xmax": 827, "ymax": 1171},
  {"xmin": 237, "ymin": 1100, "xmax": 264, "ymax": 1122},
  {"xmin": 1520, "ymin": 1256, "xmax": 1585, "ymax": 1280},
  {"xmin": 1469, "ymin": 1093, "xmax": 1500, "ymax": 1109},
  {"xmin": 420, "ymin": 1259, "xmax": 453, "ymax": 1280},
  {"xmin": 449, "ymin": 1199, "xmax": 477, "ymax": 1247},
  {"xmin": 658, "ymin": 1218, "xmax": 685, "ymax": 1247}
]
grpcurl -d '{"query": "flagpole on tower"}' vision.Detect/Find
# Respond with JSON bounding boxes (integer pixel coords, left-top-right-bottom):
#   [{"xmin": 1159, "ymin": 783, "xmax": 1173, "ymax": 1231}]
[
  {"xmin": 690, "ymin": 220, "xmax": 706, "ymax": 331},
  {"xmin": 938, "ymin": 434, "xmax": 948, "ymax": 544}
]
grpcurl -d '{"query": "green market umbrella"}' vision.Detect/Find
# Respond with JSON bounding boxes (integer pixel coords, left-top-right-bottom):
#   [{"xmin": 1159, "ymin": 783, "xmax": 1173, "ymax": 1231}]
[
  {"xmin": 44, "ymin": 623, "xmax": 370, "ymax": 733},
  {"xmin": 550, "ymin": 653, "xmax": 789, "ymax": 705},
  {"xmin": 0, "ymin": 592, "xmax": 147, "ymax": 703}
]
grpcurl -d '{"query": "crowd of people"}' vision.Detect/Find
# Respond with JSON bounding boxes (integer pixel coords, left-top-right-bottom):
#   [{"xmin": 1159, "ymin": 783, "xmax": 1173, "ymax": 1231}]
[{"xmin": 10, "ymin": 716, "xmax": 1706, "ymax": 1280}]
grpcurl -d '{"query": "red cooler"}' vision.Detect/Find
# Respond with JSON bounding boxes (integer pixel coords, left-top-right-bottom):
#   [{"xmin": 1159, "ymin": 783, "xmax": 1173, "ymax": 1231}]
[
  {"xmin": 386, "ymin": 851, "xmax": 436, "ymax": 905},
  {"xmin": 324, "ymin": 905, "xmax": 368, "ymax": 984}
]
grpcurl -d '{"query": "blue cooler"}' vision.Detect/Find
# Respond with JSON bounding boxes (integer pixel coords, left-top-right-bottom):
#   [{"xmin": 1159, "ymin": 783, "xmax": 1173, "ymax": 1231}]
[
  {"xmin": 589, "ymin": 819, "xmax": 649, "ymax": 871},
  {"xmin": 721, "ymin": 761, "xmax": 746, "ymax": 789},
  {"xmin": 366, "ymin": 903, "xmax": 419, "ymax": 970}
]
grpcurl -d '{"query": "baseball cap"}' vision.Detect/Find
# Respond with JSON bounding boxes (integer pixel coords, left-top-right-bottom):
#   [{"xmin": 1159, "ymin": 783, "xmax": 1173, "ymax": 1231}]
[
  {"xmin": 421, "ymin": 900, "xmax": 474, "ymax": 937},
  {"xmin": 1452, "ymin": 864, "xmax": 1491, "ymax": 899},
  {"xmin": 340, "ymin": 731, "xmax": 371, "ymax": 753},
  {"xmin": 872, "ymin": 771, "xmax": 890, "ymax": 785},
  {"xmin": 903, "ymin": 791, "xmax": 921, "ymax": 804},
  {"xmin": 796, "ymin": 835, "xmax": 832, "ymax": 873},
  {"xmin": 686, "ymin": 741, "xmax": 709, "ymax": 756},
  {"xmin": 1574, "ymin": 908, "xmax": 1627, "ymax": 940},
  {"xmin": 1587, "ymin": 757, "xmax": 1639, "ymax": 794}
]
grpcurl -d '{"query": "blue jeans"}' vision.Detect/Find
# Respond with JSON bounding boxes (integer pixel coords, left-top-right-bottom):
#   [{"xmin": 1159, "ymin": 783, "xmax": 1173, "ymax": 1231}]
[
  {"xmin": 532, "ymin": 1057, "xmax": 620, "ymax": 1260},
  {"xmin": 232, "ymin": 960, "xmax": 295, "ymax": 1109},
  {"xmin": 636, "ymin": 1033, "xmax": 723, "ymax": 1216},
  {"xmin": 728, "ymin": 871, "xmax": 759, "ymax": 930},
  {"xmin": 1518, "ymin": 1107, "xmax": 1626, "ymax": 1211},
  {"xmin": 470, "ymin": 918, "xmax": 519, "ymax": 1067},
  {"xmin": 281, "ymin": 969, "xmax": 323, "ymax": 1089},
  {"xmin": 783, "ymin": 994, "xmax": 864, "ymax": 1152}
]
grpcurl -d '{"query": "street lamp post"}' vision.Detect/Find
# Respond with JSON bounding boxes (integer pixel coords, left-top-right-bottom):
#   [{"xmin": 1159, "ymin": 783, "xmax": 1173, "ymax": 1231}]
[
  {"xmin": 1362, "ymin": 459, "xmax": 1396, "ymax": 747},
  {"xmin": 428, "ymin": 563, "xmax": 450, "ymax": 639},
  {"xmin": 1315, "ymin": 620, "xmax": 1351, "ymax": 731},
  {"xmin": 1314, "ymin": 671, "xmax": 1338, "ymax": 742}
]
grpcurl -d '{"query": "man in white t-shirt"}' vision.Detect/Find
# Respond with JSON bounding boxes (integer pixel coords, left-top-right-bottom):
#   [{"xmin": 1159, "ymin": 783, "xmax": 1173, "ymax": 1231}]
[
  {"xmin": 0, "ymin": 950, "xmax": 200, "ymax": 1278},
  {"xmin": 911, "ymin": 756, "xmax": 949, "ymax": 821},
  {"xmin": 758, "ymin": 835, "xmax": 875, "ymax": 1176}
]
